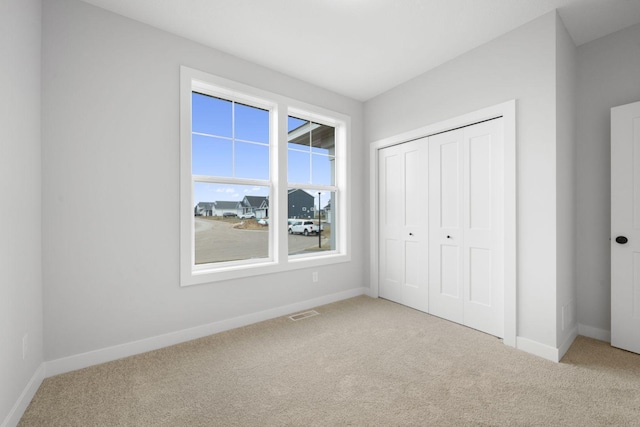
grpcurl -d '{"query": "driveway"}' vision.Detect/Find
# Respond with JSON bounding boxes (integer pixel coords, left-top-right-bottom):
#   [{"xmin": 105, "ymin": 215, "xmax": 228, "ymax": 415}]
[{"xmin": 195, "ymin": 218, "xmax": 329, "ymax": 264}]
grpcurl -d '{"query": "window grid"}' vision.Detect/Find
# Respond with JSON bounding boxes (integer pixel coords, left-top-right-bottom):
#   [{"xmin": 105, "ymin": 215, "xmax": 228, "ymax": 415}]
[{"xmin": 181, "ymin": 67, "xmax": 349, "ymax": 286}]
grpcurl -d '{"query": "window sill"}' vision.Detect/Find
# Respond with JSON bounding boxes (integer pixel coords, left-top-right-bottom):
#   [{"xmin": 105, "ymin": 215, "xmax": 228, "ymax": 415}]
[{"xmin": 180, "ymin": 251, "xmax": 350, "ymax": 287}]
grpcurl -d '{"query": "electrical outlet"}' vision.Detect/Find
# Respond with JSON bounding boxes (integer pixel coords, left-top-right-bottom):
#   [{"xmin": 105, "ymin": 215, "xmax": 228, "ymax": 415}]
[
  {"xmin": 312, "ymin": 271, "xmax": 319, "ymax": 283},
  {"xmin": 22, "ymin": 334, "xmax": 28, "ymax": 360}
]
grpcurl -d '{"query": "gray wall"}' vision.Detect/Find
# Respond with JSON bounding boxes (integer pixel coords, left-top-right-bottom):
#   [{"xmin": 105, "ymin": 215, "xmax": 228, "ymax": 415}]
[
  {"xmin": 42, "ymin": 0, "xmax": 365, "ymax": 361},
  {"xmin": 0, "ymin": 0, "xmax": 43, "ymax": 424},
  {"xmin": 576, "ymin": 22, "xmax": 640, "ymax": 338},
  {"xmin": 365, "ymin": 12, "xmax": 561, "ymax": 348},
  {"xmin": 555, "ymin": 15, "xmax": 577, "ymax": 348}
]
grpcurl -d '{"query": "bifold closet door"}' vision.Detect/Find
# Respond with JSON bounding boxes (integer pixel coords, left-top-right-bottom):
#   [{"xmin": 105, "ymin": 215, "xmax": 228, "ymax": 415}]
[
  {"xmin": 378, "ymin": 139, "xmax": 429, "ymax": 312},
  {"xmin": 428, "ymin": 119, "xmax": 504, "ymax": 338}
]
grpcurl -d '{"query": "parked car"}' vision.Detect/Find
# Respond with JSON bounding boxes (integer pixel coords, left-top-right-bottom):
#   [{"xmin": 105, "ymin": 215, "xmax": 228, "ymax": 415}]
[
  {"xmin": 238, "ymin": 212, "xmax": 256, "ymax": 219},
  {"xmin": 289, "ymin": 220, "xmax": 324, "ymax": 236},
  {"xmin": 222, "ymin": 212, "xmax": 237, "ymax": 217}
]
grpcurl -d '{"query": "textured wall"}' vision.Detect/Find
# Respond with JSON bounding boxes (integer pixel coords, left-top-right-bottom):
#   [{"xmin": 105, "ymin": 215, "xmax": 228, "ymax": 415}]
[
  {"xmin": 42, "ymin": 0, "xmax": 365, "ymax": 361},
  {"xmin": 0, "ymin": 0, "xmax": 43, "ymax": 424}
]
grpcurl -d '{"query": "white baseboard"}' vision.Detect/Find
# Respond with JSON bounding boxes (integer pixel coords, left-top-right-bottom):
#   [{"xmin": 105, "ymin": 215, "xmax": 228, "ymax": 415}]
[
  {"xmin": 578, "ymin": 323, "xmax": 611, "ymax": 342},
  {"xmin": 45, "ymin": 287, "xmax": 366, "ymax": 378},
  {"xmin": 1, "ymin": 364, "xmax": 44, "ymax": 427},
  {"xmin": 516, "ymin": 336, "xmax": 562, "ymax": 362},
  {"xmin": 516, "ymin": 328, "xmax": 578, "ymax": 363}
]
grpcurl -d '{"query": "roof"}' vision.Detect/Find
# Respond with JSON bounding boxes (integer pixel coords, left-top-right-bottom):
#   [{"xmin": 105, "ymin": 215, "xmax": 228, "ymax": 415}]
[
  {"xmin": 243, "ymin": 196, "xmax": 268, "ymax": 208},
  {"xmin": 288, "ymin": 189, "xmax": 313, "ymax": 199},
  {"xmin": 196, "ymin": 202, "xmax": 214, "ymax": 209},
  {"xmin": 215, "ymin": 201, "xmax": 239, "ymax": 210}
]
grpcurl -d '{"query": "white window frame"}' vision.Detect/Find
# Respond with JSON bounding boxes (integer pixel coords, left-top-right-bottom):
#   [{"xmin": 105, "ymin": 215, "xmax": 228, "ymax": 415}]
[{"xmin": 180, "ymin": 66, "xmax": 351, "ymax": 286}]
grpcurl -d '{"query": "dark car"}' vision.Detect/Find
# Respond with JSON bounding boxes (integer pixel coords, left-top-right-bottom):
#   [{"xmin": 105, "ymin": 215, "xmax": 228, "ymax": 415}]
[{"xmin": 222, "ymin": 212, "xmax": 237, "ymax": 217}]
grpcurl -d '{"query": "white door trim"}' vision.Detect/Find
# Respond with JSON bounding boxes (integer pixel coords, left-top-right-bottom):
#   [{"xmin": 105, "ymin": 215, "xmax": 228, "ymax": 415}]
[{"xmin": 369, "ymin": 100, "xmax": 517, "ymax": 347}]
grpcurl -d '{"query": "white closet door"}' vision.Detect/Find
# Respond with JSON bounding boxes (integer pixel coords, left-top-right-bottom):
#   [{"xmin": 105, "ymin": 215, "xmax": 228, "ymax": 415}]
[
  {"xmin": 462, "ymin": 119, "xmax": 504, "ymax": 338},
  {"xmin": 428, "ymin": 129, "xmax": 465, "ymax": 324},
  {"xmin": 378, "ymin": 139, "xmax": 429, "ymax": 312},
  {"xmin": 428, "ymin": 119, "xmax": 504, "ymax": 337}
]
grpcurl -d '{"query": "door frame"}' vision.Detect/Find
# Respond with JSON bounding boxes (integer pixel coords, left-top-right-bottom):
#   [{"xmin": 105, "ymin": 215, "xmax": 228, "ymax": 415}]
[{"xmin": 368, "ymin": 100, "xmax": 517, "ymax": 348}]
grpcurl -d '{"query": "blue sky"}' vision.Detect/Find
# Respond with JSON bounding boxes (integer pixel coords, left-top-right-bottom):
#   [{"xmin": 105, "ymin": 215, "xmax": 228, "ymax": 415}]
[{"xmin": 192, "ymin": 92, "xmax": 334, "ymax": 210}]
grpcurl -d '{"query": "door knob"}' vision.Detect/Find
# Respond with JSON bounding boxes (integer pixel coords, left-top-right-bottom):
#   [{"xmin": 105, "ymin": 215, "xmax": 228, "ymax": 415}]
[
  {"xmin": 409, "ymin": 232, "xmax": 413, "ymax": 236},
  {"xmin": 446, "ymin": 235, "xmax": 451, "ymax": 239},
  {"xmin": 616, "ymin": 236, "xmax": 628, "ymax": 244}
]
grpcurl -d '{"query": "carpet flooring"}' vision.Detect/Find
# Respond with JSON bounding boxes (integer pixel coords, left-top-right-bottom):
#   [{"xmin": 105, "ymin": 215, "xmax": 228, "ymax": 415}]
[{"xmin": 19, "ymin": 296, "xmax": 640, "ymax": 426}]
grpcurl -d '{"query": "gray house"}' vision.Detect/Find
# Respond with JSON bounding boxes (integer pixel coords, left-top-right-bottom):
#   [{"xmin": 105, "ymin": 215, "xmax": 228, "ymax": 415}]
[{"xmin": 288, "ymin": 189, "xmax": 315, "ymax": 219}]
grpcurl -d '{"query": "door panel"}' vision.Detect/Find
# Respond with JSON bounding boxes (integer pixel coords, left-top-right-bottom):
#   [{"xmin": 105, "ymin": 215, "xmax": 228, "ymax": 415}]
[
  {"xmin": 405, "ymin": 149, "xmax": 421, "ymax": 226},
  {"xmin": 378, "ymin": 139, "xmax": 429, "ymax": 312},
  {"xmin": 469, "ymin": 248, "xmax": 491, "ymax": 306},
  {"xmin": 441, "ymin": 245, "xmax": 461, "ymax": 298},
  {"xmin": 469, "ymin": 134, "xmax": 492, "ymax": 230},
  {"xmin": 611, "ymin": 101, "xmax": 640, "ymax": 354},
  {"xmin": 429, "ymin": 129, "xmax": 464, "ymax": 324},
  {"xmin": 440, "ymin": 142, "xmax": 460, "ymax": 229},
  {"xmin": 463, "ymin": 119, "xmax": 504, "ymax": 338}
]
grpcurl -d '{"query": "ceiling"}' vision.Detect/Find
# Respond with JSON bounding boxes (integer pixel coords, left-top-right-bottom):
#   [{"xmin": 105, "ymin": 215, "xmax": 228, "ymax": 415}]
[{"xmin": 80, "ymin": 0, "xmax": 640, "ymax": 101}]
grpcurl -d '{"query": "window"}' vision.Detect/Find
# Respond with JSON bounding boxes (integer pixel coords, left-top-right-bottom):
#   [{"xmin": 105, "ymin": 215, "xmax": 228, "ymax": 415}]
[
  {"xmin": 192, "ymin": 94, "xmax": 271, "ymax": 265},
  {"xmin": 180, "ymin": 67, "xmax": 350, "ymax": 286},
  {"xmin": 287, "ymin": 116, "xmax": 337, "ymax": 256}
]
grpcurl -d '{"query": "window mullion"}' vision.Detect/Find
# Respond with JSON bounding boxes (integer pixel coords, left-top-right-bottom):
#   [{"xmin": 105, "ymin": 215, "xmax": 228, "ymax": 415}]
[
  {"xmin": 231, "ymin": 101, "xmax": 236, "ymax": 178},
  {"xmin": 275, "ymin": 102, "xmax": 289, "ymax": 264}
]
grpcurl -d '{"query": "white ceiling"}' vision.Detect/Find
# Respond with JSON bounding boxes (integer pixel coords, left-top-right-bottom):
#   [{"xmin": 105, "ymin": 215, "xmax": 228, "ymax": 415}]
[{"xmin": 80, "ymin": 0, "xmax": 640, "ymax": 101}]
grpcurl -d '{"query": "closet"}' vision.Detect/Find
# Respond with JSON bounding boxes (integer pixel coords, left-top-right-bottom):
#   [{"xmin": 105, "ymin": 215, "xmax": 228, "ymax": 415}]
[{"xmin": 378, "ymin": 118, "xmax": 504, "ymax": 338}]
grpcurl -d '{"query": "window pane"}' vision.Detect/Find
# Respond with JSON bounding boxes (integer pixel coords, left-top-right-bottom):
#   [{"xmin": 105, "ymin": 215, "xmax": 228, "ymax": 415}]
[
  {"xmin": 192, "ymin": 93, "xmax": 232, "ymax": 137},
  {"xmin": 194, "ymin": 182, "xmax": 270, "ymax": 264},
  {"xmin": 288, "ymin": 150, "xmax": 310, "ymax": 184},
  {"xmin": 235, "ymin": 103, "xmax": 269, "ymax": 143},
  {"xmin": 288, "ymin": 116, "xmax": 335, "ymax": 185},
  {"xmin": 192, "ymin": 135, "xmax": 232, "ymax": 177},
  {"xmin": 288, "ymin": 116, "xmax": 308, "ymax": 133},
  {"xmin": 288, "ymin": 189, "xmax": 336, "ymax": 256},
  {"xmin": 235, "ymin": 142, "xmax": 269, "ymax": 180},
  {"xmin": 311, "ymin": 153, "xmax": 334, "ymax": 186}
]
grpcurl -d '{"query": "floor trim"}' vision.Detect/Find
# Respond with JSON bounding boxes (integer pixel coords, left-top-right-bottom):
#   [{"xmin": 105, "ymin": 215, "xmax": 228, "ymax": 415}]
[
  {"xmin": 578, "ymin": 323, "xmax": 611, "ymax": 342},
  {"xmin": 1, "ymin": 364, "xmax": 44, "ymax": 427},
  {"xmin": 45, "ymin": 287, "xmax": 367, "ymax": 378},
  {"xmin": 516, "ymin": 336, "xmax": 561, "ymax": 362}
]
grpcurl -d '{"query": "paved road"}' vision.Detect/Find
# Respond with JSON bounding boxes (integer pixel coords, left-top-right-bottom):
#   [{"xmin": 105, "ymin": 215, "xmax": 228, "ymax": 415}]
[{"xmin": 195, "ymin": 218, "xmax": 329, "ymax": 264}]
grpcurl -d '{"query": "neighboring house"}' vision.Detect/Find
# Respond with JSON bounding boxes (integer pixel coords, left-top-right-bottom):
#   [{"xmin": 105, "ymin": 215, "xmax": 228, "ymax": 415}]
[
  {"xmin": 214, "ymin": 201, "xmax": 241, "ymax": 217},
  {"xmin": 323, "ymin": 200, "xmax": 331, "ymax": 224},
  {"xmin": 240, "ymin": 196, "xmax": 269, "ymax": 219},
  {"xmin": 256, "ymin": 198, "xmax": 269, "ymax": 219},
  {"xmin": 288, "ymin": 189, "xmax": 315, "ymax": 219},
  {"xmin": 194, "ymin": 202, "xmax": 215, "ymax": 217}
]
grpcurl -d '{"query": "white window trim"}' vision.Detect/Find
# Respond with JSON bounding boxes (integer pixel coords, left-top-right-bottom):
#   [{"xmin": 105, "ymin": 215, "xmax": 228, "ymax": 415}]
[{"xmin": 180, "ymin": 66, "xmax": 351, "ymax": 286}]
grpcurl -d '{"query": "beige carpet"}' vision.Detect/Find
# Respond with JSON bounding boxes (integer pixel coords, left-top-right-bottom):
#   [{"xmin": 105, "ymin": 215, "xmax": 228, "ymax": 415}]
[{"xmin": 19, "ymin": 296, "xmax": 640, "ymax": 426}]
